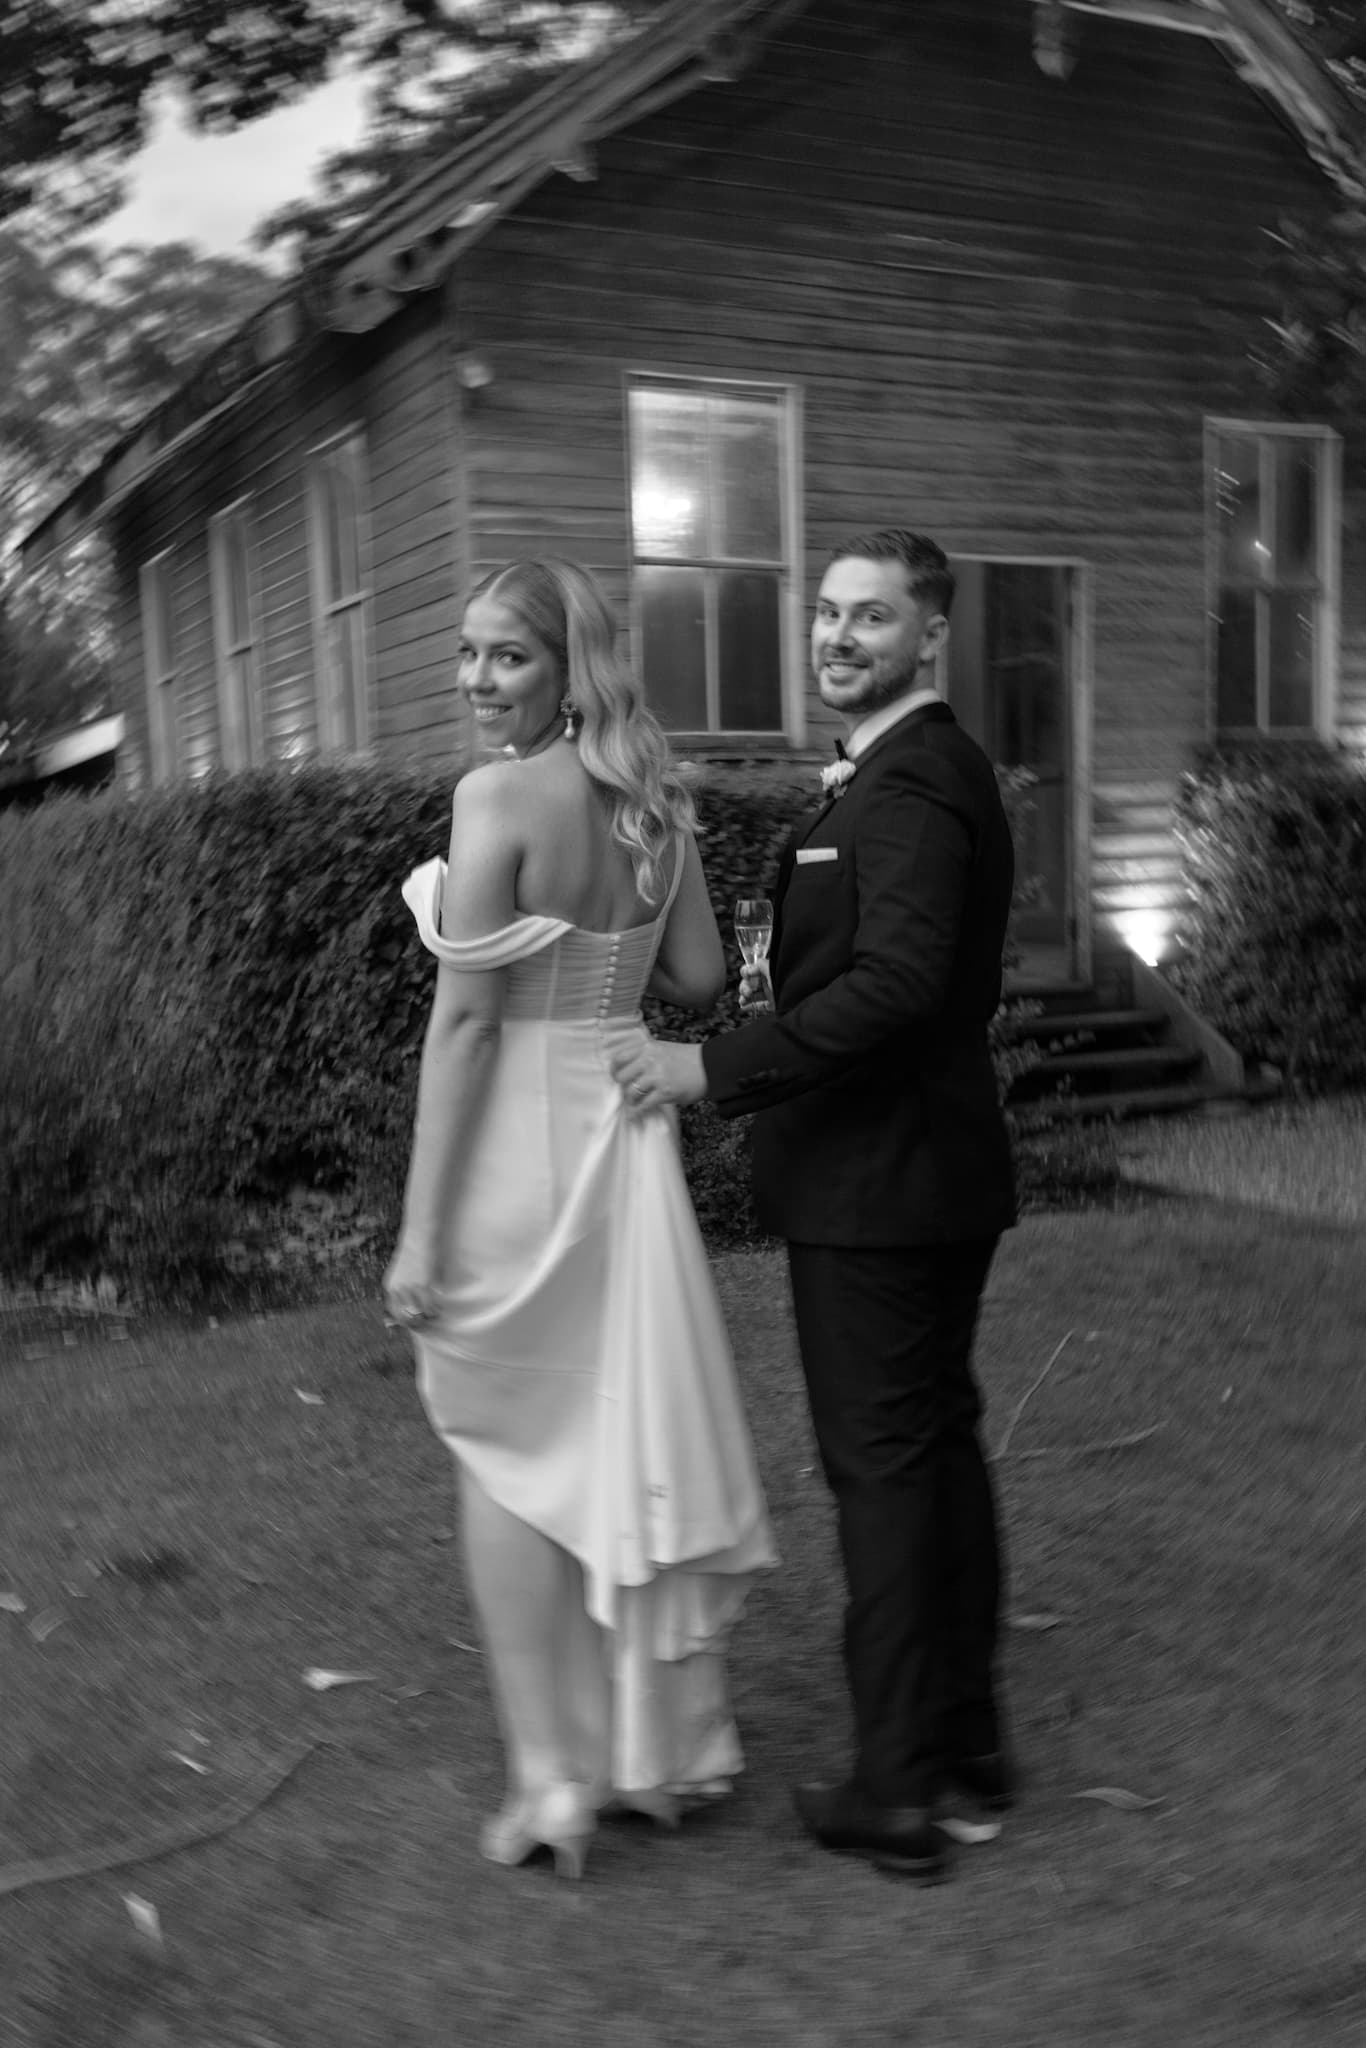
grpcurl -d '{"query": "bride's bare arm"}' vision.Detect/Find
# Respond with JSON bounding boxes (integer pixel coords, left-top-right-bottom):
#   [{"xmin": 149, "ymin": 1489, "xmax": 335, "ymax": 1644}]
[
  {"xmin": 384, "ymin": 772, "xmax": 518, "ymax": 1321},
  {"xmin": 646, "ymin": 834, "xmax": 725, "ymax": 1012}
]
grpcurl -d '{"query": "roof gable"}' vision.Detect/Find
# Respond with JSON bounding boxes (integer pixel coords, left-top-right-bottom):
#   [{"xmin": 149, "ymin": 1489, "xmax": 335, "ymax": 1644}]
[
  {"xmin": 20, "ymin": 0, "xmax": 1362, "ymax": 565},
  {"xmin": 323, "ymin": 0, "xmax": 1364, "ymax": 336}
]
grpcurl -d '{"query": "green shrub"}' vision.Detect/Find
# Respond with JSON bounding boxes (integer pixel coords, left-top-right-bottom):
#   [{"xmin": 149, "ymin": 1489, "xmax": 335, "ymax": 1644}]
[{"xmin": 1169, "ymin": 753, "xmax": 1366, "ymax": 1092}]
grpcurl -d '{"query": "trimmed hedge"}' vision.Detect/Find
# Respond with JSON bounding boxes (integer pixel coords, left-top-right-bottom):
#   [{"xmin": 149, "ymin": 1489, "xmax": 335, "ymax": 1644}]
[
  {"xmin": 0, "ymin": 765, "xmax": 452, "ymax": 1300},
  {"xmin": 0, "ymin": 757, "xmax": 1066, "ymax": 1305},
  {"xmin": 1170, "ymin": 753, "xmax": 1366, "ymax": 1093}
]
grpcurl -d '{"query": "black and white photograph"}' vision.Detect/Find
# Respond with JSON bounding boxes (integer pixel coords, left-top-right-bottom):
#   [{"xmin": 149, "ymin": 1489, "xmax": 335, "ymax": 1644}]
[{"xmin": 2, "ymin": 3, "xmax": 1364, "ymax": 2043}]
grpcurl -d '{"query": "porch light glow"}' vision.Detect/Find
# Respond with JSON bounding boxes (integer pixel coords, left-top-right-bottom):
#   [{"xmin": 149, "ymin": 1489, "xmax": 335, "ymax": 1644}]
[{"xmin": 1118, "ymin": 909, "xmax": 1171, "ymax": 969}]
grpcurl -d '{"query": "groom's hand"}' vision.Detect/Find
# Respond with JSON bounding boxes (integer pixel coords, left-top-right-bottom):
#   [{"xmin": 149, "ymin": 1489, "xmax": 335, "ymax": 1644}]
[{"xmin": 610, "ymin": 1037, "xmax": 707, "ymax": 1115}]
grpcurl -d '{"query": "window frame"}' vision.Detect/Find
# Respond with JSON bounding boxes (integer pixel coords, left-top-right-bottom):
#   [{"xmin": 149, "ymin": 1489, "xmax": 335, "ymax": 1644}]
[
  {"xmin": 208, "ymin": 495, "xmax": 263, "ymax": 770},
  {"xmin": 624, "ymin": 369, "xmax": 805, "ymax": 744},
  {"xmin": 1205, "ymin": 418, "xmax": 1341, "ymax": 742},
  {"xmin": 306, "ymin": 427, "xmax": 374, "ymax": 755},
  {"xmin": 139, "ymin": 549, "xmax": 179, "ymax": 784}
]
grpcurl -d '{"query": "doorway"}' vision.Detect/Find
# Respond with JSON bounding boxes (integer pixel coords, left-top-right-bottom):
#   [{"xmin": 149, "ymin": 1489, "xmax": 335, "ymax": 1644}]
[{"xmin": 944, "ymin": 558, "xmax": 1087, "ymax": 987}]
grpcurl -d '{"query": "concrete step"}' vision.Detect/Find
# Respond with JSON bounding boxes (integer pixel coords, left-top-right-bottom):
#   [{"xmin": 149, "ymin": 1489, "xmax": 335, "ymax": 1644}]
[
  {"xmin": 1010, "ymin": 1042, "xmax": 1201, "ymax": 1102},
  {"xmin": 1012, "ymin": 1007, "xmax": 1168, "ymax": 1043},
  {"xmin": 1032, "ymin": 1044, "xmax": 1200, "ymax": 1077}
]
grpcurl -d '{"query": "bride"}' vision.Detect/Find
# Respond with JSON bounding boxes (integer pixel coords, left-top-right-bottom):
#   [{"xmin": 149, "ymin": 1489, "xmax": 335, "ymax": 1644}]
[{"xmin": 383, "ymin": 557, "xmax": 775, "ymax": 1880}]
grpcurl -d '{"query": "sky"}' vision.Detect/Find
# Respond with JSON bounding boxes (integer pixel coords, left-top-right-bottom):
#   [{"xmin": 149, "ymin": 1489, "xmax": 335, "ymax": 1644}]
[{"xmin": 90, "ymin": 70, "xmax": 373, "ymax": 268}]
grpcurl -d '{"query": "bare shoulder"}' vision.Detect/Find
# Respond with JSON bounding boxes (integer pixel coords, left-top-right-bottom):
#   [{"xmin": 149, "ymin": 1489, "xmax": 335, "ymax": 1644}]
[{"xmin": 452, "ymin": 755, "xmax": 518, "ymax": 810}]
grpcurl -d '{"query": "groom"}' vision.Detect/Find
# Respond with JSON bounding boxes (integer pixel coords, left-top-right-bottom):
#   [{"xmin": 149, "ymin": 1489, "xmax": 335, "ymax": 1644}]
[{"xmin": 612, "ymin": 528, "xmax": 1017, "ymax": 1882}]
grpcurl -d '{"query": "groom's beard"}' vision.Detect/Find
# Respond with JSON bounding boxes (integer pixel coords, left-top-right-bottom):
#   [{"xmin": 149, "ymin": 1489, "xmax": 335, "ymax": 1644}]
[{"xmin": 816, "ymin": 650, "xmax": 925, "ymax": 716}]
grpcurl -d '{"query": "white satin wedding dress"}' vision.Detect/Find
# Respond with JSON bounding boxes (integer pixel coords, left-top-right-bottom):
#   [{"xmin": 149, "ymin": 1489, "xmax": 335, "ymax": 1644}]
[{"xmin": 401, "ymin": 841, "xmax": 775, "ymax": 1798}]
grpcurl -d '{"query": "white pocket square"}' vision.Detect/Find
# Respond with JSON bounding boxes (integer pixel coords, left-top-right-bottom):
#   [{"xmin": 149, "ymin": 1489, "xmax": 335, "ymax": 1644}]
[{"xmin": 796, "ymin": 847, "xmax": 839, "ymax": 865}]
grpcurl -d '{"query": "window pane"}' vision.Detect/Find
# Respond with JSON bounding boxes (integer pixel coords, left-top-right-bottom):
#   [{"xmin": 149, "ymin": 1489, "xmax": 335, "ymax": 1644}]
[
  {"xmin": 325, "ymin": 456, "xmax": 361, "ymax": 599},
  {"xmin": 711, "ymin": 395, "xmax": 782, "ymax": 560},
  {"xmin": 1268, "ymin": 592, "xmax": 1315, "ymax": 728},
  {"xmin": 630, "ymin": 387, "xmax": 708, "ymax": 558},
  {"xmin": 154, "ymin": 678, "xmax": 177, "ymax": 777},
  {"xmin": 226, "ymin": 651, "xmax": 253, "ymax": 767},
  {"xmin": 638, "ymin": 566, "xmax": 707, "ymax": 729},
  {"xmin": 1215, "ymin": 435, "xmax": 1263, "ymax": 585},
  {"xmin": 323, "ymin": 609, "xmax": 366, "ymax": 749},
  {"xmin": 225, "ymin": 523, "xmax": 251, "ymax": 646},
  {"xmin": 717, "ymin": 570, "xmax": 783, "ymax": 730},
  {"xmin": 145, "ymin": 563, "xmax": 175, "ymax": 678},
  {"xmin": 1214, "ymin": 587, "xmax": 1257, "ymax": 726},
  {"xmin": 1273, "ymin": 440, "xmax": 1318, "ymax": 585}
]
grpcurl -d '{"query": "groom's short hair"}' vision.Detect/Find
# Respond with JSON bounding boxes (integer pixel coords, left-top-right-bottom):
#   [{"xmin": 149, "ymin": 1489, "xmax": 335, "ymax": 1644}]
[{"xmin": 827, "ymin": 530, "xmax": 955, "ymax": 618}]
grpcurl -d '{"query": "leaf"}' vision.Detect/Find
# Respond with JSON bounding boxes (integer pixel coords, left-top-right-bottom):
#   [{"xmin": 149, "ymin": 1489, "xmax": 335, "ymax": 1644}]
[
  {"xmin": 1074, "ymin": 1786, "xmax": 1162, "ymax": 1811},
  {"xmin": 302, "ymin": 1667, "xmax": 378, "ymax": 1691},
  {"xmin": 169, "ymin": 1751, "xmax": 208, "ymax": 1774},
  {"xmin": 1008, "ymin": 1610, "xmax": 1065, "ymax": 1632},
  {"xmin": 937, "ymin": 1814, "xmax": 1003, "ymax": 1846},
  {"xmin": 293, "ymin": 1388, "xmax": 325, "ymax": 1405},
  {"xmin": 122, "ymin": 1893, "xmax": 163, "ymax": 1946},
  {"xmin": 0, "ymin": 1592, "xmax": 25, "ymax": 1614},
  {"xmin": 28, "ymin": 1609, "xmax": 63, "ymax": 1641}
]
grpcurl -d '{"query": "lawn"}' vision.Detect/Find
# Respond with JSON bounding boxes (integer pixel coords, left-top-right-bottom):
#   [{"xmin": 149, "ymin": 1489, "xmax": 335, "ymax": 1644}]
[{"xmin": 2, "ymin": 1113, "xmax": 1364, "ymax": 2048}]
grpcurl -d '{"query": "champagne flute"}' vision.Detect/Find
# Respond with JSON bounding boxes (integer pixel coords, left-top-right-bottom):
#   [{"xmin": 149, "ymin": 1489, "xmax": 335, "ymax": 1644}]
[{"xmin": 734, "ymin": 897, "xmax": 774, "ymax": 1015}]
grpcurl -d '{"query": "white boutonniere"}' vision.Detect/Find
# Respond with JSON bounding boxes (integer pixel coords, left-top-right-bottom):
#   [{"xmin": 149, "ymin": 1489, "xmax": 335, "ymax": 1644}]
[{"xmin": 819, "ymin": 758, "xmax": 856, "ymax": 798}]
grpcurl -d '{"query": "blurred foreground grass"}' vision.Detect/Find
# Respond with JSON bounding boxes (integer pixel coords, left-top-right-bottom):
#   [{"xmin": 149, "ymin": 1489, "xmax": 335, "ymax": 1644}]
[{"xmin": 1, "ymin": 1102, "xmax": 1364, "ymax": 2046}]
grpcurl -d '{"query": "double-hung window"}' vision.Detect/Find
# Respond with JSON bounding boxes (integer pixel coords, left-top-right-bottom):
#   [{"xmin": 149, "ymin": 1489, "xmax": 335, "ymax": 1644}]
[
  {"xmin": 1208, "ymin": 421, "xmax": 1340, "ymax": 736},
  {"xmin": 139, "ymin": 552, "xmax": 178, "ymax": 783},
  {"xmin": 627, "ymin": 376, "xmax": 795, "ymax": 735},
  {"xmin": 209, "ymin": 499, "xmax": 261, "ymax": 769},
  {"xmin": 308, "ymin": 432, "xmax": 372, "ymax": 753}
]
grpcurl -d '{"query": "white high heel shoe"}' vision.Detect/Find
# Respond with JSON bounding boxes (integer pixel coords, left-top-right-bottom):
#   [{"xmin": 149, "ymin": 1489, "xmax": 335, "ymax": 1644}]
[{"xmin": 479, "ymin": 1783, "xmax": 596, "ymax": 1879}]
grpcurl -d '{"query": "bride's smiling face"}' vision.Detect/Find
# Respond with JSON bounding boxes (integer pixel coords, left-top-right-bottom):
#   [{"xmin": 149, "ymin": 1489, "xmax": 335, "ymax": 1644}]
[{"xmin": 458, "ymin": 595, "xmax": 564, "ymax": 752}]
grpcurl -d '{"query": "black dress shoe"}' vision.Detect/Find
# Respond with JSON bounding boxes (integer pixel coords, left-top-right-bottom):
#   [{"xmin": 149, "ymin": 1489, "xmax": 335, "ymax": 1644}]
[
  {"xmin": 944, "ymin": 1751, "xmax": 1015, "ymax": 1813},
  {"xmin": 792, "ymin": 1781, "xmax": 947, "ymax": 1882}
]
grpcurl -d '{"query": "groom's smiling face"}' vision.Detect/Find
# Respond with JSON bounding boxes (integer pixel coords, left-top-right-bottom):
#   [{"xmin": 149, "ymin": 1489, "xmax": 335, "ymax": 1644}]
[{"xmin": 811, "ymin": 557, "xmax": 948, "ymax": 728}]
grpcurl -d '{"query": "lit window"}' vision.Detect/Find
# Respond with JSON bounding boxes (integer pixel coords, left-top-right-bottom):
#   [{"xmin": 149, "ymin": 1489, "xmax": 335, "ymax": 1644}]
[
  {"xmin": 308, "ymin": 433, "xmax": 372, "ymax": 753},
  {"xmin": 209, "ymin": 501, "xmax": 261, "ymax": 769},
  {"xmin": 627, "ymin": 377, "xmax": 794, "ymax": 734},
  {"xmin": 139, "ymin": 552, "xmax": 177, "ymax": 783},
  {"xmin": 1209, "ymin": 423, "xmax": 1339, "ymax": 735}
]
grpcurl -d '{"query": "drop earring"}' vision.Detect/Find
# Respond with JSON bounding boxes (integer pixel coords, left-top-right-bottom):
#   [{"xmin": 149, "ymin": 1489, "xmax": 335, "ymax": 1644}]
[{"xmin": 560, "ymin": 694, "xmax": 576, "ymax": 739}]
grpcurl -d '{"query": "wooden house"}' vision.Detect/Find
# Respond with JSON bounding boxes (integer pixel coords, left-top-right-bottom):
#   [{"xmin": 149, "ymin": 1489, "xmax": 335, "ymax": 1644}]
[{"xmin": 21, "ymin": 0, "xmax": 1366, "ymax": 992}]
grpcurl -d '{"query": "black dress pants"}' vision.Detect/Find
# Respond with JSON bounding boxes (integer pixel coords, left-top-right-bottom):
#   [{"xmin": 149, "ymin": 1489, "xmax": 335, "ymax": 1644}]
[{"xmin": 786, "ymin": 1237, "xmax": 1005, "ymax": 1808}]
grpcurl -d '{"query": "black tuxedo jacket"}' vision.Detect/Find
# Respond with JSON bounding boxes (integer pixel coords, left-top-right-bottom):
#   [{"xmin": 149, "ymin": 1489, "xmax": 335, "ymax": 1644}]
[{"xmin": 701, "ymin": 702, "xmax": 1017, "ymax": 1246}]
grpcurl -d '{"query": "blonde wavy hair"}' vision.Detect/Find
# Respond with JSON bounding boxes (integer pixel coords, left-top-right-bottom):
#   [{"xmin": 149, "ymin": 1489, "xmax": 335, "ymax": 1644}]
[{"xmin": 467, "ymin": 558, "xmax": 697, "ymax": 904}]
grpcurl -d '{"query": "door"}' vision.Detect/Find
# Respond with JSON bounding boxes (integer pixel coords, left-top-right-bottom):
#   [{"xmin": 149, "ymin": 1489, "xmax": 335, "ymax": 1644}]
[{"xmin": 946, "ymin": 559, "xmax": 1081, "ymax": 986}]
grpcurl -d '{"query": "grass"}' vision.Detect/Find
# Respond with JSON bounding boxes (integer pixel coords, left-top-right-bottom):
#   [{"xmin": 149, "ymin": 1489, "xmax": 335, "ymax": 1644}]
[
  {"xmin": 2, "ymin": 1110, "xmax": 1365, "ymax": 2047},
  {"xmin": 1116, "ymin": 1094, "xmax": 1366, "ymax": 1226}
]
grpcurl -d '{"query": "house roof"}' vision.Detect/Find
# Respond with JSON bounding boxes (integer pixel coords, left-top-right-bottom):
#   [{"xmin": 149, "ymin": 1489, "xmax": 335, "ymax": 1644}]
[{"xmin": 19, "ymin": 0, "xmax": 1364, "ymax": 569}]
